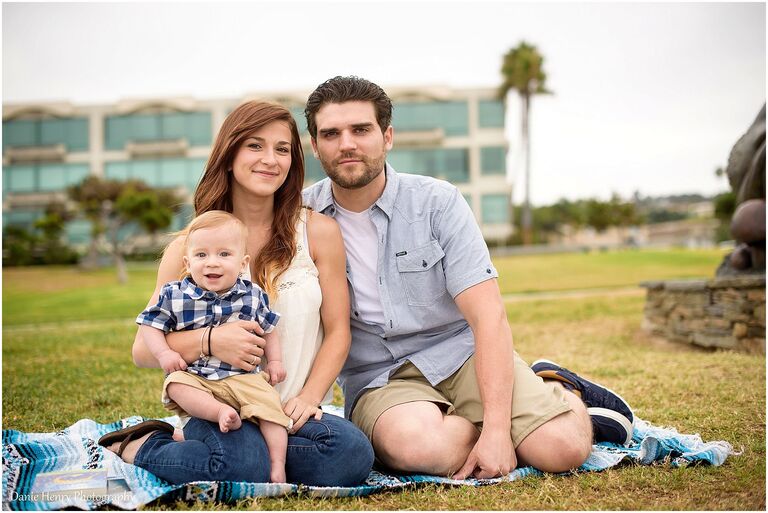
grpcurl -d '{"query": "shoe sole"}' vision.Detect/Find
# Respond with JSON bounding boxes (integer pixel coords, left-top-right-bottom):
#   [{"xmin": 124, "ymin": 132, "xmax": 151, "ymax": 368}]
[
  {"xmin": 587, "ymin": 407, "xmax": 634, "ymax": 446},
  {"xmin": 98, "ymin": 420, "xmax": 174, "ymax": 448},
  {"xmin": 532, "ymin": 359, "xmax": 636, "ymax": 446}
]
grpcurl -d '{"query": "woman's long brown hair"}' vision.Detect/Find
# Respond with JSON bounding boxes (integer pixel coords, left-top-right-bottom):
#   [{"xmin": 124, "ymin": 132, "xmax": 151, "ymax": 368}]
[{"xmin": 193, "ymin": 101, "xmax": 305, "ymax": 296}]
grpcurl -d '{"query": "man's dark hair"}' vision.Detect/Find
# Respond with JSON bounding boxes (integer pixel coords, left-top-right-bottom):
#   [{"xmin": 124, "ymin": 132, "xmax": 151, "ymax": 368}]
[{"xmin": 305, "ymin": 76, "xmax": 393, "ymax": 139}]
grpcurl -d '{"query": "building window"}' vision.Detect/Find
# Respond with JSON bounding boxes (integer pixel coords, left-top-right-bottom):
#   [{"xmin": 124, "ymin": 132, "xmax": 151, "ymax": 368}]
[
  {"xmin": 3, "ymin": 163, "xmax": 90, "ymax": 193},
  {"xmin": 104, "ymin": 158, "xmax": 206, "ymax": 192},
  {"xmin": 290, "ymin": 107, "xmax": 308, "ymax": 135},
  {"xmin": 388, "ymin": 148, "xmax": 469, "ymax": 183},
  {"xmin": 65, "ymin": 219, "xmax": 92, "ymax": 244},
  {"xmin": 3, "ymin": 117, "xmax": 89, "ymax": 151},
  {"xmin": 393, "ymin": 101, "xmax": 469, "ymax": 136},
  {"xmin": 480, "ymin": 146, "xmax": 506, "ymax": 175},
  {"xmin": 104, "ymin": 111, "xmax": 212, "ymax": 150},
  {"xmin": 5, "ymin": 165, "xmax": 36, "ymax": 193},
  {"xmin": 478, "ymin": 100, "xmax": 505, "ymax": 128},
  {"xmin": 303, "ymin": 154, "xmax": 326, "ymax": 184},
  {"xmin": 481, "ymin": 194, "xmax": 510, "ymax": 224},
  {"xmin": 171, "ymin": 203, "xmax": 195, "ymax": 232},
  {"xmin": 2, "ymin": 207, "xmax": 43, "ymax": 230},
  {"xmin": 37, "ymin": 163, "xmax": 90, "ymax": 192}
]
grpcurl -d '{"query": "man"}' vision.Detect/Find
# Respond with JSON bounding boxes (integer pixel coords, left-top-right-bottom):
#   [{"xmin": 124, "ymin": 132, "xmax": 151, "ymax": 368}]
[{"xmin": 302, "ymin": 76, "xmax": 634, "ymax": 479}]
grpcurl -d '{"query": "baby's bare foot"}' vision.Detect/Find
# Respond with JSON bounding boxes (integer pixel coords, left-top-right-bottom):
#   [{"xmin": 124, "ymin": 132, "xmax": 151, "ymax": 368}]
[
  {"xmin": 172, "ymin": 428, "xmax": 185, "ymax": 441},
  {"xmin": 218, "ymin": 406, "xmax": 242, "ymax": 432},
  {"xmin": 270, "ymin": 462, "xmax": 286, "ymax": 483}
]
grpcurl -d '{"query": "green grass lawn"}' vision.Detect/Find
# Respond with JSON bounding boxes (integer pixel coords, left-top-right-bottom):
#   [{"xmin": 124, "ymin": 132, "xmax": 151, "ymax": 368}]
[
  {"xmin": 2, "ymin": 248, "xmax": 764, "ymax": 510},
  {"xmin": 494, "ymin": 247, "xmax": 728, "ymax": 293}
]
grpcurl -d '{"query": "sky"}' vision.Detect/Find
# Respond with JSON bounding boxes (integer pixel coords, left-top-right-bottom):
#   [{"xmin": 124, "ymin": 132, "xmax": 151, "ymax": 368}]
[{"xmin": 2, "ymin": 1, "xmax": 765, "ymax": 206}]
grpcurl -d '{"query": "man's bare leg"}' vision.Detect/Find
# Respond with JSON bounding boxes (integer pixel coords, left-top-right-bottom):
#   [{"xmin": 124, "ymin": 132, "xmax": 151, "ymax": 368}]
[
  {"xmin": 371, "ymin": 386, "xmax": 591, "ymax": 477},
  {"xmin": 515, "ymin": 384, "xmax": 592, "ymax": 472},
  {"xmin": 372, "ymin": 401, "xmax": 479, "ymax": 476}
]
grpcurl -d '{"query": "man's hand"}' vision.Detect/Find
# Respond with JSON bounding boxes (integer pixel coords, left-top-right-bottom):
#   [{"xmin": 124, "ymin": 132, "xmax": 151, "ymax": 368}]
[
  {"xmin": 157, "ymin": 349, "xmax": 187, "ymax": 374},
  {"xmin": 266, "ymin": 360, "xmax": 286, "ymax": 385},
  {"xmin": 210, "ymin": 320, "xmax": 266, "ymax": 370},
  {"xmin": 283, "ymin": 394, "xmax": 323, "ymax": 433},
  {"xmin": 454, "ymin": 428, "xmax": 517, "ymax": 480}
]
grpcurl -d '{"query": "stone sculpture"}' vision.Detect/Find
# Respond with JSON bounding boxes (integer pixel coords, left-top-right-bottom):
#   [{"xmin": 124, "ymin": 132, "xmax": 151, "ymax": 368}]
[{"xmin": 717, "ymin": 105, "xmax": 766, "ymax": 276}]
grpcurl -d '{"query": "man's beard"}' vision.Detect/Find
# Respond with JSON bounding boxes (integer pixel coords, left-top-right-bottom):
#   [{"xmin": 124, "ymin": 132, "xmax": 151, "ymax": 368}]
[{"xmin": 319, "ymin": 151, "xmax": 386, "ymax": 190}]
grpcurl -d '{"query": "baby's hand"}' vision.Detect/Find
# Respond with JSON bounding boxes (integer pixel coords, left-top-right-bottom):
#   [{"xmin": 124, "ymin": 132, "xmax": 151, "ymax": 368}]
[
  {"xmin": 266, "ymin": 360, "xmax": 286, "ymax": 385},
  {"xmin": 158, "ymin": 350, "xmax": 187, "ymax": 374}
]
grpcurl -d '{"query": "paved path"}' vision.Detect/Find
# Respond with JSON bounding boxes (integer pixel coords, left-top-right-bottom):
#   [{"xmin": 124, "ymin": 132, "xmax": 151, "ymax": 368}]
[{"xmin": 502, "ymin": 286, "xmax": 644, "ymax": 303}]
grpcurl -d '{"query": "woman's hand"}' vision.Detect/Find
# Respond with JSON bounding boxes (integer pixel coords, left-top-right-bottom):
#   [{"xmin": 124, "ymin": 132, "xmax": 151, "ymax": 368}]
[
  {"xmin": 283, "ymin": 394, "xmax": 323, "ymax": 433},
  {"xmin": 211, "ymin": 320, "xmax": 266, "ymax": 371}
]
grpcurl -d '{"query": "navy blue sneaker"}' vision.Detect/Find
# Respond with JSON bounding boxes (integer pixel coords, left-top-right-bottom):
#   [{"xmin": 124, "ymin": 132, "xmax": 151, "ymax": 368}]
[{"xmin": 531, "ymin": 359, "xmax": 635, "ymax": 446}]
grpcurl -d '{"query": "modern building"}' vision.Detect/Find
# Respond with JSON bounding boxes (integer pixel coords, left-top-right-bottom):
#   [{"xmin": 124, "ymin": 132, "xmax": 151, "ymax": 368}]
[{"xmin": 2, "ymin": 86, "xmax": 513, "ymax": 248}]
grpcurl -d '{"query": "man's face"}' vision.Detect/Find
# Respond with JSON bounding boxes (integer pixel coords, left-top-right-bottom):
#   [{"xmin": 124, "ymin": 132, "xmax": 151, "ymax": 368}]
[{"xmin": 311, "ymin": 101, "xmax": 393, "ymax": 189}]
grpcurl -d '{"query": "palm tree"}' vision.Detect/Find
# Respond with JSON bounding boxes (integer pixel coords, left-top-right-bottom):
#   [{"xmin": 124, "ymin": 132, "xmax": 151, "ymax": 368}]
[{"xmin": 499, "ymin": 41, "xmax": 551, "ymax": 245}]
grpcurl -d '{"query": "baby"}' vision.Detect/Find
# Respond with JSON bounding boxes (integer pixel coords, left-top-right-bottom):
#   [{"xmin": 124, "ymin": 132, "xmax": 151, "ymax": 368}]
[{"xmin": 136, "ymin": 210, "xmax": 291, "ymax": 483}]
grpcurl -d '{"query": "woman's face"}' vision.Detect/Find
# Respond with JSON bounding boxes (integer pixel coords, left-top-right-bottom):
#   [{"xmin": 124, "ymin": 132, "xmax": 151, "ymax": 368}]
[{"xmin": 231, "ymin": 120, "xmax": 293, "ymax": 199}]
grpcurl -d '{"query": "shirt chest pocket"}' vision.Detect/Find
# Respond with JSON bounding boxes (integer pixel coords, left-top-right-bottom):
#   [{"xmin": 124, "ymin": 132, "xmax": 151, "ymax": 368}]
[{"xmin": 395, "ymin": 240, "xmax": 447, "ymax": 306}]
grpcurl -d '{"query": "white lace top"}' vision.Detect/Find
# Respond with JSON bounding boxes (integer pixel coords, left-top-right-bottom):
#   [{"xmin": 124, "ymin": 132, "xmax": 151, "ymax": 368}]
[{"xmin": 245, "ymin": 208, "xmax": 332, "ymax": 404}]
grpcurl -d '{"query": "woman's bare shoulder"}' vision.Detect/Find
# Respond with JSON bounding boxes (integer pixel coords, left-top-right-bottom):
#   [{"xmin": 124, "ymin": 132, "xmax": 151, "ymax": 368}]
[
  {"xmin": 304, "ymin": 209, "xmax": 343, "ymax": 259},
  {"xmin": 306, "ymin": 208, "xmax": 340, "ymax": 236},
  {"xmin": 156, "ymin": 235, "xmax": 186, "ymax": 279},
  {"xmin": 163, "ymin": 235, "xmax": 186, "ymax": 260}
]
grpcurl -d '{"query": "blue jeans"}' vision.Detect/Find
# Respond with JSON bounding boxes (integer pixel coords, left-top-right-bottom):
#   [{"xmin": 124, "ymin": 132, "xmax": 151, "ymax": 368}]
[{"xmin": 133, "ymin": 414, "xmax": 373, "ymax": 486}]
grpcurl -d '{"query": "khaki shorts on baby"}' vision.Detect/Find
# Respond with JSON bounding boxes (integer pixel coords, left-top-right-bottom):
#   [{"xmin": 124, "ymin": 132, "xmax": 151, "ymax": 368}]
[
  {"xmin": 163, "ymin": 371, "xmax": 293, "ymax": 429},
  {"xmin": 350, "ymin": 352, "xmax": 571, "ymax": 447}
]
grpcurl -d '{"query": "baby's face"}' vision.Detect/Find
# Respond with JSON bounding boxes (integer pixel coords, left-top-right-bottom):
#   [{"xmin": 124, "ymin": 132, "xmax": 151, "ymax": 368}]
[{"xmin": 183, "ymin": 222, "xmax": 248, "ymax": 294}]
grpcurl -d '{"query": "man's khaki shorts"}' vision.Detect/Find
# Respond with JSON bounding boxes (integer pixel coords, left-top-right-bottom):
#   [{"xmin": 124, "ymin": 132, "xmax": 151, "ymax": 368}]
[
  {"xmin": 350, "ymin": 353, "xmax": 571, "ymax": 447},
  {"xmin": 163, "ymin": 371, "xmax": 292, "ymax": 429}
]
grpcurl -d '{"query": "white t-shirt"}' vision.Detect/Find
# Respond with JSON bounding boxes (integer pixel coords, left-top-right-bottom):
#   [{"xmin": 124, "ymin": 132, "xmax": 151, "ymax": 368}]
[{"xmin": 334, "ymin": 204, "xmax": 386, "ymax": 327}]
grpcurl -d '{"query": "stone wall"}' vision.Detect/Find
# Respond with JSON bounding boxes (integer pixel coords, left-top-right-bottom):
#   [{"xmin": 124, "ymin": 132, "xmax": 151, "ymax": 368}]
[{"xmin": 641, "ymin": 275, "xmax": 765, "ymax": 354}]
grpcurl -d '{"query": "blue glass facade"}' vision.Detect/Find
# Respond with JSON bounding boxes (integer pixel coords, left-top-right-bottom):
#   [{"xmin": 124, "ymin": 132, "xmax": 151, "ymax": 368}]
[
  {"xmin": 478, "ymin": 99, "xmax": 505, "ymax": 128},
  {"xmin": 3, "ymin": 90, "xmax": 512, "ymax": 248},
  {"xmin": 3, "ymin": 163, "xmax": 90, "ymax": 194},
  {"xmin": 104, "ymin": 157, "xmax": 206, "ymax": 192},
  {"xmin": 481, "ymin": 194, "xmax": 510, "ymax": 224},
  {"xmin": 393, "ymin": 101, "xmax": 469, "ymax": 136},
  {"xmin": 104, "ymin": 111, "xmax": 211, "ymax": 149},
  {"xmin": 2, "ymin": 207, "xmax": 43, "ymax": 228},
  {"xmin": 3, "ymin": 117, "xmax": 89, "ymax": 151},
  {"xmin": 388, "ymin": 148, "xmax": 469, "ymax": 183},
  {"xmin": 481, "ymin": 146, "xmax": 506, "ymax": 175}
]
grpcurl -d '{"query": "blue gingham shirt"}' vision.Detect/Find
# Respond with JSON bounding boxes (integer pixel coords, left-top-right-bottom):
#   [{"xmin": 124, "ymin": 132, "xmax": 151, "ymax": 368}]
[
  {"xmin": 136, "ymin": 276, "xmax": 280, "ymax": 380},
  {"xmin": 303, "ymin": 164, "xmax": 498, "ymax": 418}
]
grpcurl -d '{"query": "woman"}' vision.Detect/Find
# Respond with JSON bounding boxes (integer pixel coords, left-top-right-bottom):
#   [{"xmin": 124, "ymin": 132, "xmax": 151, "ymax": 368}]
[{"xmin": 100, "ymin": 100, "xmax": 373, "ymax": 486}]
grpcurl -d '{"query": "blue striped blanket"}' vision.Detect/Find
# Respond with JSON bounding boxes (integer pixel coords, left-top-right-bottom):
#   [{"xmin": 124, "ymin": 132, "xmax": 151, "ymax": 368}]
[{"xmin": 2, "ymin": 407, "xmax": 736, "ymax": 510}]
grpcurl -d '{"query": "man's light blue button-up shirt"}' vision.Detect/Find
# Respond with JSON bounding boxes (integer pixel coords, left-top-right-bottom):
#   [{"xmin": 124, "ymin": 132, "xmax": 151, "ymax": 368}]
[{"xmin": 303, "ymin": 164, "xmax": 499, "ymax": 418}]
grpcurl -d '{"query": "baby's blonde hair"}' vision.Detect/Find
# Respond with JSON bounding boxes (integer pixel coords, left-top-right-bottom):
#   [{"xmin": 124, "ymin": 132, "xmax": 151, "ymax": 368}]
[{"xmin": 178, "ymin": 210, "xmax": 249, "ymax": 280}]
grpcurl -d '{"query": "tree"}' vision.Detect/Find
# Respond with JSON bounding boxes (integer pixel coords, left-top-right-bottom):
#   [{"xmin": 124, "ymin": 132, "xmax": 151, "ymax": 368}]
[
  {"xmin": 69, "ymin": 176, "xmax": 183, "ymax": 283},
  {"xmin": 584, "ymin": 195, "xmax": 640, "ymax": 233},
  {"xmin": 34, "ymin": 201, "xmax": 78, "ymax": 265},
  {"xmin": 2, "ymin": 225, "xmax": 36, "ymax": 266},
  {"xmin": 2, "ymin": 201, "xmax": 78, "ymax": 266},
  {"xmin": 499, "ymin": 41, "xmax": 551, "ymax": 245},
  {"xmin": 68, "ymin": 176, "xmax": 123, "ymax": 269},
  {"xmin": 713, "ymin": 191, "xmax": 737, "ymax": 242},
  {"xmin": 585, "ymin": 199, "xmax": 613, "ymax": 232}
]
